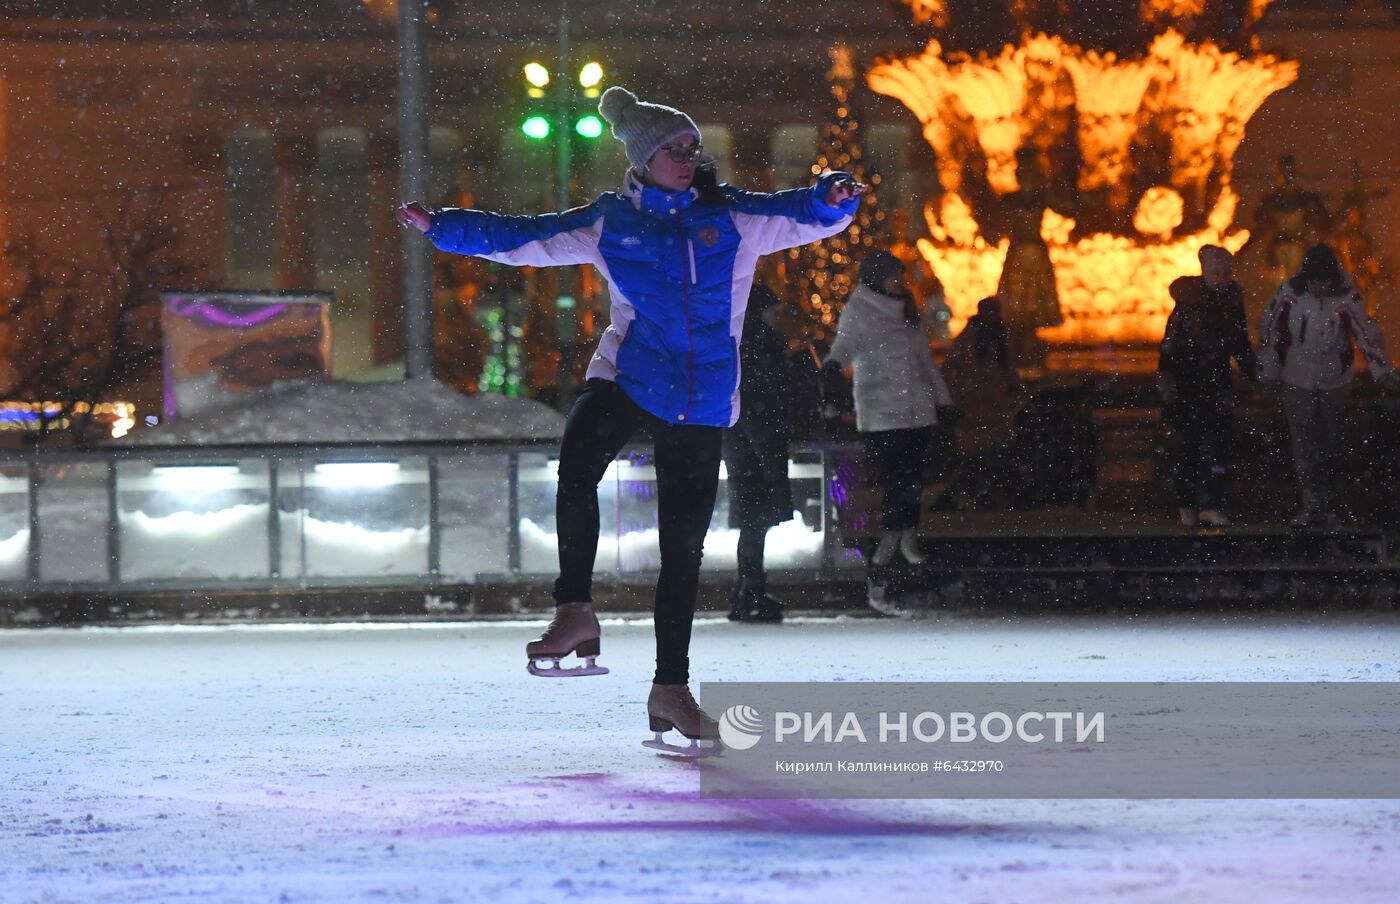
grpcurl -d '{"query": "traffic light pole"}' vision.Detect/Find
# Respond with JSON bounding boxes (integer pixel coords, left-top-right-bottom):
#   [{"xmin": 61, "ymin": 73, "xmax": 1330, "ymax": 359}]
[
  {"xmin": 555, "ymin": 0, "xmax": 577, "ymax": 410},
  {"xmin": 399, "ymin": 0, "xmax": 433, "ymax": 380}
]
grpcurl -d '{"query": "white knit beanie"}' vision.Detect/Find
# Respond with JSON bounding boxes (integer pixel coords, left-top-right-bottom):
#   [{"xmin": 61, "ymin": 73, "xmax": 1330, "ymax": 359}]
[{"xmin": 597, "ymin": 86, "xmax": 701, "ymax": 172}]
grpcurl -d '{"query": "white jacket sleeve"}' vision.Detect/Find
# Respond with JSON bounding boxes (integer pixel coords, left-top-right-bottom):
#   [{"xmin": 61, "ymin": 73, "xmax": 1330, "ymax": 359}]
[
  {"xmin": 1341, "ymin": 292, "xmax": 1397, "ymax": 378},
  {"xmin": 827, "ymin": 302, "xmax": 863, "ymax": 367},
  {"xmin": 727, "ymin": 172, "xmax": 859, "ymax": 256},
  {"xmin": 426, "ymin": 201, "xmax": 605, "ymax": 267}
]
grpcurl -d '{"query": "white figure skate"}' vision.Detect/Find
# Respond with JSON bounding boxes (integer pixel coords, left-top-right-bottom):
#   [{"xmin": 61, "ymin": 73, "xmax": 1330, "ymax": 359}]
[
  {"xmin": 526, "ymin": 601, "xmax": 608, "ymax": 677},
  {"xmin": 642, "ymin": 683, "xmax": 722, "ymax": 758}
]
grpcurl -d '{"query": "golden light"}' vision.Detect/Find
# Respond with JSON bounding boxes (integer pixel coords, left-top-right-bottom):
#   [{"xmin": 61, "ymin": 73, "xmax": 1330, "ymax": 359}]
[
  {"xmin": 1134, "ymin": 187, "xmax": 1185, "ymax": 239},
  {"xmin": 869, "ymin": 2, "xmax": 1296, "ymax": 346},
  {"xmin": 578, "ymin": 61, "xmax": 604, "ymax": 90},
  {"xmin": 523, "ymin": 62, "xmax": 551, "ymax": 89},
  {"xmin": 905, "ymin": 0, "xmax": 946, "ymax": 26},
  {"xmin": 1062, "ymin": 51, "xmax": 1155, "ymax": 210},
  {"xmin": 361, "ymin": 0, "xmax": 396, "ymax": 23}
]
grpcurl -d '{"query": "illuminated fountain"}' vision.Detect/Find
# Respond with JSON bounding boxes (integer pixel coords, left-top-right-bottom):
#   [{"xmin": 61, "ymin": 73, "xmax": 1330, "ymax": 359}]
[{"xmin": 868, "ymin": 0, "xmax": 1297, "ymax": 351}]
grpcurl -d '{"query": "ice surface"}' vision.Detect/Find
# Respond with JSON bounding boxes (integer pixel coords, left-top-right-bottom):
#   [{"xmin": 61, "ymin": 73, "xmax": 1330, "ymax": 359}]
[{"xmin": 3, "ymin": 615, "xmax": 1399, "ymax": 903}]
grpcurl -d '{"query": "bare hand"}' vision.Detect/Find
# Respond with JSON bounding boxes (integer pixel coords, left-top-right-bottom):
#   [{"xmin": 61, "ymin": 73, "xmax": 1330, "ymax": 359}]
[
  {"xmin": 825, "ymin": 178, "xmax": 869, "ymax": 207},
  {"xmin": 396, "ymin": 202, "xmax": 432, "ymax": 232}
]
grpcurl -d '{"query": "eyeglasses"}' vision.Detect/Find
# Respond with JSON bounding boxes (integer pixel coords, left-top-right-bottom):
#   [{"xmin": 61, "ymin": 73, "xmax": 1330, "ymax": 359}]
[{"xmin": 656, "ymin": 142, "xmax": 704, "ymax": 164}]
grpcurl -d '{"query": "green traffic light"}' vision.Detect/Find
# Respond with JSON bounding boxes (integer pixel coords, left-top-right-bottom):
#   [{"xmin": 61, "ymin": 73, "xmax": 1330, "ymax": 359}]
[
  {"xmin": 522, "ymin": 116, "xmax": 551, "ymax": 140},
  {"xmin": 574, "ymin": 114, "xmax": 604, "ymax": 139}
]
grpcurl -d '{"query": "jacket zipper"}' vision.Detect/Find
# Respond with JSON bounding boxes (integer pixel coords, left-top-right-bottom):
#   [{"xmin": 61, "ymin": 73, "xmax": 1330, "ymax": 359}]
[{"xmin": 679, "ymin": 216, "xmax": 695, "ymax": 422}]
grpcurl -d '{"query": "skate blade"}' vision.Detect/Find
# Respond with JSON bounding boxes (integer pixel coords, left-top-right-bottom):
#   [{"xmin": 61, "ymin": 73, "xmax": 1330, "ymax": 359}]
[
  {"xmin": 643, "ymin": 732, "xmax": 722, "ymax": 758},
  {"xmin": 527, "ymin": 656, "xmax": 609, "ymax": 678},
  {"xmin": 867, "ymin": 589, "xmax": 912, "ymax": 618}
]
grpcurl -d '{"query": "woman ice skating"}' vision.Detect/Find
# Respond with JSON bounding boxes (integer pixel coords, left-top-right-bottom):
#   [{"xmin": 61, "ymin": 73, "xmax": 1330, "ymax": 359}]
[
  {"xmin": 398, "ymin": 86, "xmax": 864, "ymax": 756},
  {"xmin": 824, "ymin": 251, "xmax": 955, "ymax": 571}
]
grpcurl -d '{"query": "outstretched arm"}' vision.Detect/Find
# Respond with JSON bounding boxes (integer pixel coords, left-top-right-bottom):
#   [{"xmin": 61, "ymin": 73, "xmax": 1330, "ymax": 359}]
[
  {"xmin": 729, "ymin": 171, "xmax": 866, "ymax": 256},
  {"xmin": 397, "ymin": 199, "xmax": 604, "ymax": 268}
]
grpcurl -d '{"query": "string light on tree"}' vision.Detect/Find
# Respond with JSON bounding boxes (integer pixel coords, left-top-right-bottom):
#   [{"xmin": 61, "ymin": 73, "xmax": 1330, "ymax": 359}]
[{"xmin": 785, "ymin": 43, "xmax": 888, "ymax": 344}]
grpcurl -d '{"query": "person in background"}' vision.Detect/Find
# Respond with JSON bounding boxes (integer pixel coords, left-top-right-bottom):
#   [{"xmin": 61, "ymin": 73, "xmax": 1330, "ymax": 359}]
[
  {"xmin": 1157, "ymin": 245, "xmax": 1257, "ymax": 528},
  {"xmin": 723, "ymin": 283, "xmax": 791, "ymax": 623},
  {"xmin": 824, "ymin": 251, "xmax": 956, "ymax": 567},
  {"xmin": 1258, "ymin": 243, "xmax": 1399, "ymax": 528},
  {"xmin": 941, "ymin": 295, "xmax": 1020, "ymax": 510}
]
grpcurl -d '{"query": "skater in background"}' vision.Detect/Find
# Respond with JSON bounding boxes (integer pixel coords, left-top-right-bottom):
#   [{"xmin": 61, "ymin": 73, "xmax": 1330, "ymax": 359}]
[
  {"xmin": 1258, "ymin": 243, "xmax": 1399, "ymax": 528},
  {"xmin": 724, "ymin": 282, "xmax": 791, "ymax": 624},
  {"xmin": 824, "ymin": 250, "xmax": 956, "ymax": 568},
  {"xmin": 1157, "ymin": 245, "xmax": 1257, "ymax": 528},
  {"xmin": 399, "ymin": 86, "xmax": 863, "ymax": 754},
  {"xmin": 940, "ymin": 294, "xmax": 1020, "ymax": 509}
]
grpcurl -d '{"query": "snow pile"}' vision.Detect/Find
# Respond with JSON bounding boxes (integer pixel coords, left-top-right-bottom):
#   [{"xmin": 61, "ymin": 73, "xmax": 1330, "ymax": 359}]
[
  {"xmin": 520, "ymin": 512, "xmax": 823, "ymax": 574},
  {"xmin": 119, "ymin": 378, "xmax": 565, "ymax": 445},
  {"xmin": 0, "ymin": 528, "xmax": 27, "ymax": 581},
  {"xmin": 120, "ymin": 505, "xmax": 270, "ymax": 580}
]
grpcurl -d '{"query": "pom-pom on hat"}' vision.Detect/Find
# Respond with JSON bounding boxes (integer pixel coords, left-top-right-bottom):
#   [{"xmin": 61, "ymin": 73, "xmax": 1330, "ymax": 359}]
[{"xmin": 598, "ymin": 86, "xmax": 701, "ymax": 172}]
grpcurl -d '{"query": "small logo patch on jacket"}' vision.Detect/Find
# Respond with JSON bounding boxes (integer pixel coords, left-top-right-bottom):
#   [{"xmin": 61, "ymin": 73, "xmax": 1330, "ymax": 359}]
[
  {"xmin": 621, "ymin": 236, "xmax": 642, "ymax": 246},
  {"xmin": 696, "ymin": 227, "xmax": 720, "ymax": 248}
]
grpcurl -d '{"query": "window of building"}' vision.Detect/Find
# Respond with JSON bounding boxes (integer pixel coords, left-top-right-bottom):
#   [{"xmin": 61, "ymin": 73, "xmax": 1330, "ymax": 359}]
[
  {"xmin": 771, "ymin": 125, "xmax": 819, "ymax": 190},
  {"xmin": 696, "ymin": 124, "xmax": 732, "ymax": 183},
  {"xmin": 224, "ymin": 128, "xmax": 276, "ymax": 290},
  {"xmin": 429, "ymin": 127, "xmax": 466, "ymax": 207},
  {"xmin": 865, "ymin": 123, "xmax": 921, "ymax": 241}
]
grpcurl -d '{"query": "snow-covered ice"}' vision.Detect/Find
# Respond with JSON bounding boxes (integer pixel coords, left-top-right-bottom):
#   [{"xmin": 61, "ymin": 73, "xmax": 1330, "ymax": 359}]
[{"xmin": 3, "ymin": 614, "xmax": 1399, "ymax": 903}]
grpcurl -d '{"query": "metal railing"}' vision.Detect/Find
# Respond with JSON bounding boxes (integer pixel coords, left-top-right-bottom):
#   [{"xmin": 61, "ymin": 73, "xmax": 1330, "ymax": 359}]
[{"xmin": 0, "ymin": 439, "xmax": 862, "ymax": 596}]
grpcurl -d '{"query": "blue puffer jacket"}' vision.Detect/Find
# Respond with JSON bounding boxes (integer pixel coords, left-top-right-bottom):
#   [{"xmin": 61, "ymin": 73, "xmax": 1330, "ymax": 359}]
[{"xmin": 426, "ymin": 170, "xmax": 857, "ymax": 427}]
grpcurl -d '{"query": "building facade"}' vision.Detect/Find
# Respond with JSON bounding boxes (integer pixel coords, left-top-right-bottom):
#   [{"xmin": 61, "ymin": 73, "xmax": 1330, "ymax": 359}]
[{"xmin": 0, "ymin": 1, "xmax": 1396, "ymax": 404}]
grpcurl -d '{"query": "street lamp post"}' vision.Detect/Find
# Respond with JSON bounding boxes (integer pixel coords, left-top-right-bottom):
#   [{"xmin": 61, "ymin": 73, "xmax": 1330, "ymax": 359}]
[
  {"xmin": 519, "ymin": 4, "xmax": 604, "ymax": 410},
  {"xmin": 398, "ymin": 0, "xmax": 433, "ymax": 380},
  {"xmin": 554, "ymin": 0, "xmax": 576, "ymax": 409}
]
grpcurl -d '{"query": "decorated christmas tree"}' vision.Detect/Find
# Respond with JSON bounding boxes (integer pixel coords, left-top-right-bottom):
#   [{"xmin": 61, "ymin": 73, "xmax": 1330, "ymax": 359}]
[{"xmin": 783, "ymin": 43, "xmax": 890, "ymax": 346}]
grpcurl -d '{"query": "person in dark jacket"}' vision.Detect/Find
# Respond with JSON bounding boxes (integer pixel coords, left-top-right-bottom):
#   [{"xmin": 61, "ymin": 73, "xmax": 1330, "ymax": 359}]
[
  {"xmin": 723, "ymin": 283, "xmax": 791, "ymax": 623},
  {"xmin": 1158, "ymin": 244, "xmax": 1258, "ymax": 527},
  {"xmin": 940, "ymin": 295, "xmax": 1021, "ymax": 509}
]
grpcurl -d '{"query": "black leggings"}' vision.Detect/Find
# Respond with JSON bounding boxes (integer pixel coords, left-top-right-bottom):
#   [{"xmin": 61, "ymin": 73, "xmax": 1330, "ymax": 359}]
[
  {"xmin": 552, "ymin": 379, "xmax": 722, "ymax": 685},
  {"xmin": 862, "ymin": 427, "xmax": 931, "ymax": 531},
  {"xmin": 1168, "ymin": 392, "xmax": 1231, "ymax": 510}
]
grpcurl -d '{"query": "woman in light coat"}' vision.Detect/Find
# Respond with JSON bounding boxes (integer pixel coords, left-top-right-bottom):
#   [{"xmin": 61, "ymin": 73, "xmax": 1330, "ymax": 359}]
[{"xmin": 826, "ymin": 251, "xmax": 954, "ymax": 566}]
